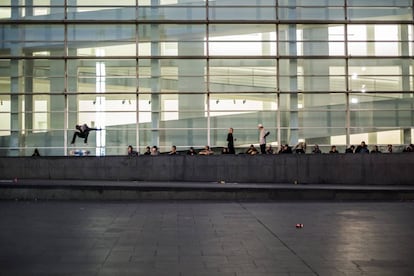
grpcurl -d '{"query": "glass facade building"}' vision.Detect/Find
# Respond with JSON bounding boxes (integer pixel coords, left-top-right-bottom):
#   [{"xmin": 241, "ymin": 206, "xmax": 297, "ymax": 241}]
[{"xmin": 0, "ymin": 0, "xmax": 413, "ymax": 156}]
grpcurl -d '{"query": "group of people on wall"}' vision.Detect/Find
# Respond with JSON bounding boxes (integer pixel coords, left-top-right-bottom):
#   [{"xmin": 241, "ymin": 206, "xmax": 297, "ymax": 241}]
[
  {"xmin": 126, "ymin": 123, "xmax": 414, "ymax": 156},
  {"xmin": 29, "ymin": 123, "xmax": 414, "ymax": 156}
]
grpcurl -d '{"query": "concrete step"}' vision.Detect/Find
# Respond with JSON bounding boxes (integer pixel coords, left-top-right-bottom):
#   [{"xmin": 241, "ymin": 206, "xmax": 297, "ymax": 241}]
[{"xmin": 1, "ymin": 179, "xmax": 414, "ymax": 201}]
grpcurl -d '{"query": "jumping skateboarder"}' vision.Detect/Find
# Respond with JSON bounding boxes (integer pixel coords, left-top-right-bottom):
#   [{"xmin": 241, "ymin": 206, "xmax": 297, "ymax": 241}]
[{"xmin": 70, "ymin": 124, "xmax": 100, "ymax": 145}]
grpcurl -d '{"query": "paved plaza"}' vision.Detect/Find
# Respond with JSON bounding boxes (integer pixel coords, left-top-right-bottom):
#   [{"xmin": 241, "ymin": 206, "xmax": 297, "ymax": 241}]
[{"xmin": 0, "ymin": 200, "xmax": 413, "ymax": 276}]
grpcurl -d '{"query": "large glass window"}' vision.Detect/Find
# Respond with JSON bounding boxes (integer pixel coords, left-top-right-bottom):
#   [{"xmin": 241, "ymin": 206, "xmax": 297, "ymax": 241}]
[{"xmin": 0, "ymin": 2, "xmax": 413, "ymax": 155}]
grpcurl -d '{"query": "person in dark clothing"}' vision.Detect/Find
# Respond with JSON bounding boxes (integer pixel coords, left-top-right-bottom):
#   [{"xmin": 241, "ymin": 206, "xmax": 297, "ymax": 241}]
[
  {"xmin": 345, "ymin": 145, "xmax": 355, "ymax": 153},
  {"xmin": 312, "ymin": 144, "xmax": 322, "ymax": 154},
  {"xmin": 169, "ymin": 145, "xmax": 178, "ymax": 155},
  {"xmin": 32, "ymin": 148, "xmax": 41, "ymax": 156},
  {"xmin": 127, "ymin": 145, "xmax": 138, "ymax": 157},
  {"xmin": 279, "ymin": 144, "xmax": 292, "ymax": 154},
  {"xmin": 226, "ymin": 127, "xmax": 235, "ymax": 154},
  {"xmin": 294, "ymin": 142, "xmax": 306, "ymax": 154},
  {"xmin": 370, "ymin": 145, "xmax": 381, "ymax": 154},
  {"xmin": 187, "ymin": 147, "xmax": 197, "ymax": 155},
  {"xmin": 71, "ymin": 123, "xmax": 99, "ymax": 144},
  {"xmin": 402, "ymin": 144, "xmax": 414, "ymax": 152},
  {"xmin": 329, "ymin": 145, "xmax": 339, "ymax": 154},
  {"xmin": 355, "ymin": 141, "xmax": 369, "ymax": 153}
]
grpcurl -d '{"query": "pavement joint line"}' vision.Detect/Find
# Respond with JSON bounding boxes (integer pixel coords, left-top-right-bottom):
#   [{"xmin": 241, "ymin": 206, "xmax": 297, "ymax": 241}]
[{"xmin": 239, "ymin": 202, "xmax": 320, "ymax": 276}]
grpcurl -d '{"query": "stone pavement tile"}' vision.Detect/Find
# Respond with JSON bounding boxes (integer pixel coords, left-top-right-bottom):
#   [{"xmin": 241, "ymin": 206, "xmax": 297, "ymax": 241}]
[
  {"xmin": 104, "ymin": 251, "xmax": 132, "ymax": 263},
  {"xmin": 226, "ymin": 255, "xmax": 255, "ymax": 264},
  {"xmin": 236, "ymin": 273, "xmax": 290, "ymax": 276},
  {"xmin": 179, "ymin": 255, "xmax": 205, "ymax": 265},
  {"xmin": 201, "ymin": 255, "xmax": 229, "ymax": 267},
  {"xmin": 178, "ymin": 247, "xmax": 203, "ymax": 256},
  {"xmin": 218, "ymin": 263, "xmax": 268, "ymax": 274},
  {"xmin": 181, "ymin": 271, "xmax": 235, "ymax": 276},
  {"xmin": 99, "ymin": 265, "xmax": 181, "ymax": 276}
]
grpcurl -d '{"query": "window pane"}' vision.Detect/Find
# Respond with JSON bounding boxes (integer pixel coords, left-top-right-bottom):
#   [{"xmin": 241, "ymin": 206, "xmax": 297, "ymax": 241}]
[
  {"xmin": 280, "ymin": 0, "xmax": 343, "ymax": 5},
  {"xmin": 279, "ymin": 7, "xmax": 344, "ymax": 20},
  {"xmin": 68, "ymin": 59, "xmax": 136, "ymax": 93},
  {"xmin": 138, "ymin": 59, "xmax": 207, "ymax": 93},
  {"xmin": 139, "ymin": 24, "xmax": 205, "ymax": 42},
  {"xmin": 67, "ymin": 7, "xmax": 136, "ymax": 20},
  {"xmin": 347, "ymin": 0, "xmax": 411, "ymax": 6},
  {"xmin": 280, "ymin": 128, "xmax": 347, "ymax": 146},
  {"xmin": 279, "ymin": 59, "xmax": 346, "ymax": 92},
  {"xmin": 348, "ymin": 7, "xmax": 412, "ymax": 21},
  {"xmin": 209, "ymin": 24, "xmax": 276, "ymax": 56},
  {"xmin": 68, "ymin": 0, "xmax": 135, "ymax": 5},
  {"xmin": 279, "ymin": 24, "xmax": 345, "ymax": 56},
  {"xmin": 351, "ymin": 111, "xmax": 413, "ymax": 128},
  {"xmin": 210, "ymin": 0, "xmax": 275, "ymax": 5},
  {"xmin": 349, "ymin": 93, "xmax": 414, "ymax": 110},
  {"xmin": 348, "ymin": 59, "xmax": 408, "ymax": 92},
  {"xmin": 68, "ymin": 25, "xmax": 135, "ymax": 41},
  {"xmin": 209, "ymin": 59, "xmax": 276, "ymax": 92},
  {"xmin": 302, "ymin": 94, "xmax": 346, "ymax": 110},
  {"xmin": 7, "ymin": 6, "xmax": 65, "ymax": 20},
  {"xmin": 209, "ymin": 7, "xmax": 276, "ymax": 20},
  {"xmin": 138, "ymin": 7, "xmax": 205, "ymax": 20}
]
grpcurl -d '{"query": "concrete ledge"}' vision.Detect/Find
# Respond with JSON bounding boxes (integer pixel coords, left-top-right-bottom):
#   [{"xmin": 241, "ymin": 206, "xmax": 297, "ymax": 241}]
[
  {"xmin": 1, "ymin": 154, "xmax": 414, "ymax": 185},
  {"xmin": 1, "ymin": 180, "xmax": 414, "ymax": 201}
]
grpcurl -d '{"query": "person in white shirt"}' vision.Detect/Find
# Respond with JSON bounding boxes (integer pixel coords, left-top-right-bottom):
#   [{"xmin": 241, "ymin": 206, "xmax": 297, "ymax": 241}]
[{"xmin": 258, "ymin": 124, "xmax": 269, "ymax": 154}]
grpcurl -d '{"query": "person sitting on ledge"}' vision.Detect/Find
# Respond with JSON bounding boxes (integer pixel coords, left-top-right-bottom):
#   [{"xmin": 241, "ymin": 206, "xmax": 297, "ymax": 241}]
[
  {"xmin": 246, "ymin": 144, "xmax": 258, "ymax": 155},
  {"xmin": 32, "ymin": 148, "xmax": 41, "ymax": 157},
  {"xmin": 187, "ymin": 146, "xmax": 197, "ymax": 155},
  {"xmin": 127, "ymin": 145, "xmax": 138, "ymax": 157},
  {"xmin": 199, "ymin": 145, "xmax": 214, "ymax": 155},
  {"xmin": 329, "ymin": 145, "xmax": 339, "ymax": 154},
  {"xmin": 312, "ymin": 144, "xmax": 322, "ymax": 154},
  {"xmin": 279, "ymin": 144, "xmax": 292, "ymax": 154},
  {"xmin": 355, "ymin": 141, "xmax": 369, "ymax": 154},
  {"xmin": 221, "ymin": 147, "xmax": 229, "ymax": 154},
  {"xmin": 294, "ymin": 142, "xmax": 306, "ymax": 154},
  {"xmin": 370, "ymin": 145, "xmax": 381, "ymax": 154},
  {"xmin": 151, "ymin": 145, "xmax": 160, "ymax": 155},
  {"xmin": 265, "ymin": 144, "xmax": 274, "ymax": 154},
  {"xmin": 169, "ymin": 145, "xmax": 178, "ymax": 155},
  {"xmin": 345, "ymin": 145, "xmax": 355, "ymax": 153},
  {"xmin": 402, "ymin": 144, "xmax": 414, "ymax": 152},
  {"xmin": 143, "ymin": 146, "xmax": 151, "ymax": 155}
]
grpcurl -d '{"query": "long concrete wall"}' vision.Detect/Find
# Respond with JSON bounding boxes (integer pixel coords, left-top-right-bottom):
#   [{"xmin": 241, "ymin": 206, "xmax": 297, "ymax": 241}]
[{"xmin": 0, "ymin": 154, "xmax": 413, "ymax": 185}]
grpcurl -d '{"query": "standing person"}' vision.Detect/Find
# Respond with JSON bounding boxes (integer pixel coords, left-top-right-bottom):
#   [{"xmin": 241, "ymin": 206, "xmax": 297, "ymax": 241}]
[
  {"xmin": 70, "ymin": 123, "xmax": 99, "ymax": 145},
  {"xmin": 226, "ymin": 127, "xmax": 235, "ymax": 154},
  {"xmin": 258, "ymin": 124, "xmax": 269, "ymax": 154}
]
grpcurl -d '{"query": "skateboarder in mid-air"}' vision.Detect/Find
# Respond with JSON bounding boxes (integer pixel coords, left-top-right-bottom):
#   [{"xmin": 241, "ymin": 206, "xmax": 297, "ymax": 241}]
[{"xmin": 70, "ymin": 124, "xmax": 100, "ymax": 145}]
